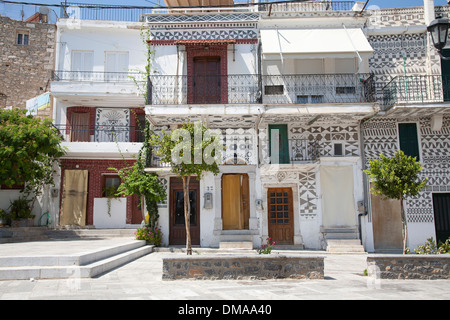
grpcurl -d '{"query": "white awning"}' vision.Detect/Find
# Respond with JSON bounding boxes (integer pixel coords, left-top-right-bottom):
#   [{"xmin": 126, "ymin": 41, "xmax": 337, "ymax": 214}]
[{"xmin": 261, "ymin": 28, "xmax": 374, "ymax": 60}]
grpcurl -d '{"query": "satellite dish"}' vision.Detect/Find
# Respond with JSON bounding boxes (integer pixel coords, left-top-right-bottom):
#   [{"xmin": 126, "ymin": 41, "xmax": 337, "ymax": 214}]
[{"xmin": 39, "ymin": 6, "xmax": 50, "ymax": 15}]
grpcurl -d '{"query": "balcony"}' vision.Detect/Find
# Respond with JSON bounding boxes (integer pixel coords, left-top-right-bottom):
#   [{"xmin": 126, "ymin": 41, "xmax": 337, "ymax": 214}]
[
  {"xmin": 147, "ymin": 73, "xmax": 376, "ymax": 105},
  {"xmin": 146, "ymin": 138, "xmax": 322, "ymax": 169},
  {"xmin": 51, "ymin": 71, "xmax": 146, "ymax": 106},
  {"xmin": 55, "ymin": 124, "xmax": 145, "ymax": 143},
  {"xmin": 382, "ymin": 75, "xmax": 450, "ymax": 110}
]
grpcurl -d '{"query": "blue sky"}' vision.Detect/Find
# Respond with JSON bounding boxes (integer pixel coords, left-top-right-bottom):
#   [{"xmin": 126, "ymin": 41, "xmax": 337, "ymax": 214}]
[{"xmin": 1, "ymin": 0, "xmax": 448, "ymax": 21}]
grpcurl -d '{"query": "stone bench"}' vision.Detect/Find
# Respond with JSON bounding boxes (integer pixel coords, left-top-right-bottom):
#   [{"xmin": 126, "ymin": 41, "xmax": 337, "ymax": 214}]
[
  {"xmin": 162, "ymin": 255, "xmax": 324, "ymax": 280},
  {"xmin": 367, "ymin": 254, "xmax": 450, "ymax": 280}
]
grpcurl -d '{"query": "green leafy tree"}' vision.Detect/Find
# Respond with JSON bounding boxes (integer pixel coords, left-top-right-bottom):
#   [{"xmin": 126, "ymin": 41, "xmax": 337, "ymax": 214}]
[
  {"xmin": 110, "ymin": 120, "xmax": 166, "ymax": 228},
  {"xmin": 153, "ymin": 121, "xmax": 224, "ymax": 255},
  {"xmin": 0, "ymin": 108, "xmax": 66, "ymax": 210},
  {"xmin": 364, "ymin": 150, "xmax": 427, "ymax": 254}
]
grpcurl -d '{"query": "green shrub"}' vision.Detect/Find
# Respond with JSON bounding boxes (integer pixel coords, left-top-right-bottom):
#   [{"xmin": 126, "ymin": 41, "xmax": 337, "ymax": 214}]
[{"xmin": 414, "ymin": 237, "xmax": 450, "ymax": 254}]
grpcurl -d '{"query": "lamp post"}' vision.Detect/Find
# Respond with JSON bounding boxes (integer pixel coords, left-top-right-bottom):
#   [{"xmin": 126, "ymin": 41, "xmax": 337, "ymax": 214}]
[{"xmin": 427, "ymin": 17, "xmax": 450, "ymax": 60}]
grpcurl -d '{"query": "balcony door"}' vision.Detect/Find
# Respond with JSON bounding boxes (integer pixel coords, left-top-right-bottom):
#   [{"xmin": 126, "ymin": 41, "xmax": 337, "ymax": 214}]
[
  {"xmin": 71, "ymin": 50, "xmax": 93, "ymax": 80},
  {"xmin": 70, "ymin": 112, "xmax": 90, "ymax": 142},
  {"xmin": 441, "ymin": 49, "xmax": 450, "ymax": 101},
  {"xmin": 193, "ymin": 57, "xmax": 221, "ymax": 104},
  {"xmin": 269, "ymin": 124, "xmax": 290, "ymax": 164},
  {"xmin": 105, "ymin": 51, "xmax": 129, "ymax": 82}
]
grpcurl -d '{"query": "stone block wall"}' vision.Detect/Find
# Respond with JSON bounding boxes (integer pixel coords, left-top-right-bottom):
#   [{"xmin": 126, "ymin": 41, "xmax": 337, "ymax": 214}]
[
  {"xmin": 0, "ymin": 16, "xmax": 55, "ymax": 116},
  {"xmin": 367, "ymin": 255, "xmax": 450, "ymax": 280},
  {"xmin": 162, "ymin": 255, "xmax": 324, "ymax": 280}
]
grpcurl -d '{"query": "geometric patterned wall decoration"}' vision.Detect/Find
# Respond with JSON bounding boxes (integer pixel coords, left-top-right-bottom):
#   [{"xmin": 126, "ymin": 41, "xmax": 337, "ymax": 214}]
[
  {"xmin": 363, "ymin": 116, "xmax": 450, "ymax": 224},
  {"xmin": 298, "ymin": 170, "xmax": 318, "ymax": 220},
  {"xmin": 290, "ymin": 123, "xmax": 360, "ymax": 157}
]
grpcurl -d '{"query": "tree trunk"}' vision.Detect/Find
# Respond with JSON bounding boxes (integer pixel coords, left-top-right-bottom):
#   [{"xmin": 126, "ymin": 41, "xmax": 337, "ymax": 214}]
[
  {"xmin": 183, "ymin": 176, "xmax": 192, "ymax": 255},
  {"xmin": 400, "ymin": 196, "xmax": 408, "ymax": 254}
]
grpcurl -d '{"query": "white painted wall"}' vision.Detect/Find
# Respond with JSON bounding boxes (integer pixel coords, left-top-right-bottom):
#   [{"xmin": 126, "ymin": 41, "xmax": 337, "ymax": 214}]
[
  {"xmin": 57, "ymin": 23, "xmax": 146, "ymax": 73},
  {"xmin": 93, "ymin": 197, "xmax": 128, "ymax": 228}
]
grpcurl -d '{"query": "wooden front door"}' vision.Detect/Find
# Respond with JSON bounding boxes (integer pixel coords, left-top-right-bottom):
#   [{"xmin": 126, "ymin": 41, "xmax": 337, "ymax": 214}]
[
  {"xmin": 267, "ymin": 188, "xmax": 294, "ymax": 244},
  {"xmin": 371, "ymin": 192, "xmax": 403, "ymax": 251},
  {"xmin": 169, "ymin": 178, "xmax": 200, "ymax": 245},
  {"xmin": 222, "ymin": 174, "xmax": 250, "ymax": 230},
  {"xmin": 193, "ymin": 57, "xmax": 221, "ymax": 104}
]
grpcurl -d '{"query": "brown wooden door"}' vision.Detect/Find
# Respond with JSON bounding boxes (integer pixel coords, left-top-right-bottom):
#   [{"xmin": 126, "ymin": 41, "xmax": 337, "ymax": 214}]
[
  {"xmin": 267, "ymin": 188, "xmax": 294, "ymax": 245},
  {"xmin": 193, "ymin": 57, "xmax": 221, "ymax": 104},
  {"xmin": 222, "ymin": 174, "xmax": 250, "ymax": 230},
  {"xmin": 169, "ymin": 178, "xmax": 200, "ymax": 245},
  {"xmin": 371, "ymin": 192, "xmax": 403, "ymax": 252},
  {"xmin": 70, "ymin": 112, "xmax": 90, "ymax": 142}
]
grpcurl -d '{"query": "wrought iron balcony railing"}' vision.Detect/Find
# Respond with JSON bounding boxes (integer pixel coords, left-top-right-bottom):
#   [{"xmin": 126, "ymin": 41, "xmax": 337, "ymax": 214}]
[
  {"xmin": 382, "ymin": 75, "xmax": 450, "ymax": 110},
  {"xmin": 55, "ymin": 124, "xmax": 145, "ymax": 143},
  {"xmin": 147, "ymin": 73, "xmax": 375, "ymax": 105},
  {"xmin": 52, "ymin": 70, "xmax": 146, "ymax": 83},
  {"xmin": 146, "ymin": 138, "xmax": 322, "ymax": 168}
]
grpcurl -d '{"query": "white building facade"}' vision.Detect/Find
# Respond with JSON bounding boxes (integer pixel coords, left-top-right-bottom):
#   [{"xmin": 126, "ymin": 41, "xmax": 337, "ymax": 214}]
[{"xmin": 48, "ymin": 1, "xmax": 450, "ymax": 253}]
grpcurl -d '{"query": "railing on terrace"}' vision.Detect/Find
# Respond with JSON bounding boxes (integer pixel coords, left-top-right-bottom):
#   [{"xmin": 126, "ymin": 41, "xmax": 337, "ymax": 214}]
[
  {"xmin": 258, "ymin": 0, "xmax": 354, "ymax": 12},
  {"xmin": 59, "ymin": 1, "xmax": 355, "ymax": 22},
  {"xmin": 147, "ymin": 73, "xmax": 375, "ymax": 105},
  {"xmin": 147, "ymin": 138, "xmax": 321, "ymax": 168},
  {"xmin": 55, "ymin": 124, "xmax": 145, "ymax": 143},
  {"xmin": 52, "ymin": 70, "xmax": 146, "ymax": 83},
  {"xmin": 382, "ymin": 75, "xmax": 450, "ymax": 110}
]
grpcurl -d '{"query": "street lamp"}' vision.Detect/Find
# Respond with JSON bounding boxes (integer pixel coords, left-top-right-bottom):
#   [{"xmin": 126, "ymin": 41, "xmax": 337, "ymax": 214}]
[{"xmin": 427, "ymin": 17, "xmax": 450, "ymax": 60}]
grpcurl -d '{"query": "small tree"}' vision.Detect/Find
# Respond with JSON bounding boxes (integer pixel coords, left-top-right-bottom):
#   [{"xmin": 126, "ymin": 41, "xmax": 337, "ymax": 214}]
[
  {"xmin": 110, "ymin": 120, "xmax": 166, "ymax": 228},
  {"xmin": 364, "ymin": 150, "xmax": 427, "ymax": 254},
  {"xmin": 0, "ymin": 108, "xmax": 66, "ymax": 210},
  {"xmin": 153, "ymin": 121, "xmax": 224, "ymax": 255}
]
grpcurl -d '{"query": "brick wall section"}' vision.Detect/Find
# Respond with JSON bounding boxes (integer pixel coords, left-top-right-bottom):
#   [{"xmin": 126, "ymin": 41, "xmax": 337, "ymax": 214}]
[
  {"xmin": 367, "ymin": 255, "xmax": 450, "ymax": 280},
  {"xmin": 0, "ymin": 16, "xmax": 55, "ymax": 112},
  {"xmin": 162, "ymin": 255, "xmax": 325, "ymax": 280},
  {"xmin": 60, "ymin": 159, "xmax": 141, "ymax": 226}
]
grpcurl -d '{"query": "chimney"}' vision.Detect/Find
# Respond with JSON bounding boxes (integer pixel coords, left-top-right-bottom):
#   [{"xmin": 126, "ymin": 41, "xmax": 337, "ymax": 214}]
[{"xmin": 424, "ymin": 0, "xmax": 435, "ymax": 25}]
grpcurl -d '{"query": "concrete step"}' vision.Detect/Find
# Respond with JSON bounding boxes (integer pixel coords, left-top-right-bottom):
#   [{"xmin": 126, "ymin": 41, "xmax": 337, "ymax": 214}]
[
  {"xmin": 0, "ymin": 240, "xmax": 153, "ymax": 280},
  {"xmin": 0, "ymin": 227, "xmax": 50, "ymax": 243},
  {"xmin": 322, "ymin": 227, "xmax": 359, "ymax": 240},
  {"xmin": 219, "ymin": 241, "xmax": 253, "ymax": 250},
  {"xmin": 45, "ymin": 228, "xmax": 137, "ymax": 239},
  {"xmin": 326, "ymin": 239, "xmax": 365, "ymax": 253}
]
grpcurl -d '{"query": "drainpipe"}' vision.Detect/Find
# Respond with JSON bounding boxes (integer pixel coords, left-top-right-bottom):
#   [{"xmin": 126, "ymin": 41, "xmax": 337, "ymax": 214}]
[{"xmin": 358, "ymin": 118, "xmax": 369, "ymax": 244}]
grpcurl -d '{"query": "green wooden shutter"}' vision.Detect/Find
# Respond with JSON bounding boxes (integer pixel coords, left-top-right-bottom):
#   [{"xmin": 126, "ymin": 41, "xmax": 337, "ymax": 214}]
[
  {"xmin": 441, "ymin": 49, "xmax": 450, "ymax": 101},
  {"xmin": 398, "ymin": 123, "xmax": 420, "ymax": 161},
  {"xmin": 269, "ymin": 124, "xmax": 289, "ymax": 164}
]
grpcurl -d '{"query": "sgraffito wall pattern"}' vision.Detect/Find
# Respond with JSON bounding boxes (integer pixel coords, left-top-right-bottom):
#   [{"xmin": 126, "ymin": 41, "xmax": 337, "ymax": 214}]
[{"xmin": 362, "ymin": 117, "xmax": 450, "ymax": 224}]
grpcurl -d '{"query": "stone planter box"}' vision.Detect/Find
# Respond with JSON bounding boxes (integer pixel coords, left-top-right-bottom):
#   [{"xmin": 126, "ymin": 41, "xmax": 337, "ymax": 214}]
[
  {"xmin": 11, "ymin": 218, "xmax": 34, "ymax": 228},
  {"xmin": 367, "ymin": 254, "xmax": 450, "ymax": 280},
  {"xmin": 162, "ymin": 255, "xmax": 324, "ymax": 280}
]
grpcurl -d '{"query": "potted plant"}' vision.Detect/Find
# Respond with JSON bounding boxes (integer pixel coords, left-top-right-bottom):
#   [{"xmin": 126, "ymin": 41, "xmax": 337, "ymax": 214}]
[
  {"xmin": 9, "ymin": 196, "xmax": 34, "ymax": 227},
  {"xmin": 0, "ymin": 209, "xmax": 11, "ymax": 226}
]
